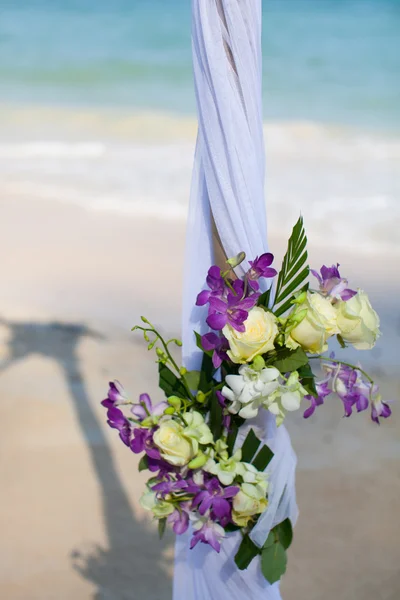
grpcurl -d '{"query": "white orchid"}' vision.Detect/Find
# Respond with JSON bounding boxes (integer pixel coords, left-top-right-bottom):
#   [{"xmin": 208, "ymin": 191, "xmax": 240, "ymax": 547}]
[
  {"xmin": 221, "ymin": 365, "xmax": 281, "ymax": 419},
  {"xmin": 204, "ymin": 448, "xmax": 245, "ymax": 486},
  {"xmin": 265, "ymin": 371, "xmax": 308, "ymax": 426}
]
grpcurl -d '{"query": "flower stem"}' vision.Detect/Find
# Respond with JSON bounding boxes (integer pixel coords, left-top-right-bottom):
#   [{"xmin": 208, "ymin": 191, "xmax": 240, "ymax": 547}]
[{"xmin": 311, "ymin": 356, "xmax": 374, "ymax": 385}]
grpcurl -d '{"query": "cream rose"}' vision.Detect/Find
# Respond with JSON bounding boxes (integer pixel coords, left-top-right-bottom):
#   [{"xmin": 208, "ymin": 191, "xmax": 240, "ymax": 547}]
[
  {"xmin": 286, "ymin": 292, "xmax": 338, "ymax": 354},
  {"xmin": 223, "ymin": 307, "xmax": 278, "ymax": 364},
  {"xmin": 153, "ymin": 419, "xmax": 197, "ymax": 466},
  {"xmin": 335, "ymin": 289, "xmax": 380, "ymax": 349},
  {"xmin": 232, "ymin": 482, "xmax": 268, "ymax": 527}
]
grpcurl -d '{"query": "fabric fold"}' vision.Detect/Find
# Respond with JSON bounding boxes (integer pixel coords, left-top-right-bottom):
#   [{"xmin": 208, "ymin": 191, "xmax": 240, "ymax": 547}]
[{"xmin": 175, "ymin": 2, "xmax": 298, "ymax": 597}]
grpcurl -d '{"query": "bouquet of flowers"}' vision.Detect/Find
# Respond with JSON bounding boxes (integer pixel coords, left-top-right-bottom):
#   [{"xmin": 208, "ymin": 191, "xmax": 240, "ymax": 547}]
[{"xmin": 101, "ymin": 218, "xmax": 390, "ymax": 583}]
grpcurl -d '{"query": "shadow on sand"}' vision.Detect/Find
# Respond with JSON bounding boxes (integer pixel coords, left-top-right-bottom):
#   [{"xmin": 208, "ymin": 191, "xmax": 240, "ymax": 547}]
[{"xmin": 0, "ymin": 317, "xmax": 172, "ymax": 600}]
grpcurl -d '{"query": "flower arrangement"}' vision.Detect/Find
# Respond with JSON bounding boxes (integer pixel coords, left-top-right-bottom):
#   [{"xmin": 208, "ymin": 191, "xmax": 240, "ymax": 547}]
[{"xmin": 101, "ymin": 217, "xmax": 390, "ymax": 583}]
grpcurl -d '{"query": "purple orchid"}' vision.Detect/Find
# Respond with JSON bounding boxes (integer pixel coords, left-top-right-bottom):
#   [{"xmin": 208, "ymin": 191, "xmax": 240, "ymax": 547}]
[
  {"xmin": 196, "ymin": 266, "xmax": 225, "ymax": 307},
  {"xmin": 152, "ymin": 477, "xmax": 200, "ymax": 496},
  {"xmin": 168, "ymin": 507, "xmax": 190, "ymax": 534},
  {"xmin": 101, "ymin": 380, "xmax": 128, "ymax": 409},
  {"xmin": 104, "ymin": 405, "xmax": 131, "ymax": 447},
  {"xmin": 247, "ymin": 253, "xmax": 277, "ymax": 291},
  {"xmin": 192, "ymin": 477, "xmax": 239, "ymax": 523},
  {"xmin": 130, "ymin": 428, "xmax": 161, "ymax": 461},
  {"xmin": 207, "ymin": 280, "xmax": 258, "ymax": 332},
  {"xmin": 131, "ymin": 393, "xmax": 167, "ymax": 422},
  {"xmin": 216, "ymin": 391, "xmax": 232, "ymax": 430},
  {"xmin": 370, "ymin": 386, "xmax": 392, "ymax": 424},
  {"xmin": 311, "ymin": 264, "xmax": 356, "ymax": 302},
  {"xmin": 201, "ymin": 333, "xmax": 229, "ymax": 368},
  {"xmin": 190, "ymin": 518, "xmax": 226, "ymax": 553},
  {"xmin": 303, "ymin": 381, "xmax": 331, "ymax": 419}
]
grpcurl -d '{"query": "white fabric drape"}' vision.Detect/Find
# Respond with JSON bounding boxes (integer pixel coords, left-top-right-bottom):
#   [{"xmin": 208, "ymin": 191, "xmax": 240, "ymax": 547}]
[{"xmin": 175, "ymin": 1, "xmax": 298, "ymax": 597}]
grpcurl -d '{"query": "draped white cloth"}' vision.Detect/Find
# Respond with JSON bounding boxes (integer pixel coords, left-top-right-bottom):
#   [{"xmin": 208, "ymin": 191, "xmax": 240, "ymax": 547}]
[{"xmin": 175, "ymin": 1, "xmax": 298, "ymax": 597}]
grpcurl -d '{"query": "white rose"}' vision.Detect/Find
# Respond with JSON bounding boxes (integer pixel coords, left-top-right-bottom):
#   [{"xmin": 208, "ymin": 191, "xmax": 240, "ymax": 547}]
[
  {"xmin": 286, "ymin": 292, "xmax": 338, "ymax": 354},
  {"xmin": 232, "ymin": 482, "xmax": 268, "ymax": 527},
  {"xmin": 153, "ymin": 419, "xmax": 197, "ymax": 466},
  {"xmin": 335, "ymin": 289, "xmax": 380, "ymax": 350},
  {"xmin": 223, "ymin": 307, "xmax": 278, "ymax": 364}
]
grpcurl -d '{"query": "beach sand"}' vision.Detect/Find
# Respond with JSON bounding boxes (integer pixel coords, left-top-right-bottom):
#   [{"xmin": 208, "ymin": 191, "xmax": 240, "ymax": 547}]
[{"xmin": 1, "ymin": 196, "xmax": 399, "ymax": 600}]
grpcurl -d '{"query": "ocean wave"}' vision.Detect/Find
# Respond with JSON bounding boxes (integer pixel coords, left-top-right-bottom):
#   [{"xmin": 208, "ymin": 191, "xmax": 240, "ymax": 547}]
[
  {"xmin": 1, "ymin": 111, "xmax": 398, "ymax": 255},
  {"xmin": 0, "ymin": 142, "xmax": 106, "ymax": 159}
]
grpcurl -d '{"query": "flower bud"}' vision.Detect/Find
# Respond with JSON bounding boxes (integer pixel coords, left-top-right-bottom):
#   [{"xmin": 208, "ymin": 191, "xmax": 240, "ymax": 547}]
[
  {"xmin": 188, "ymin": 452, "xmax": 208, "ymax": 469},
  {"xmin": 292, "ymin": 291, "xmax": 307, "ymax": 305},
  {"xmin": 289, "ymin": 308, "xmax": 308, "ymax": 325},
  {"xmin": 141, "ymin": 316, "xmax": 149, "ymax": 324},
  {"xmin": 167, "ymin": 396, "xmax": 182, "ymax": 410},
  {"xmin": 196, "ymin": 391, "xmax": 206, "ymax": 404},
  {"xmin": 252, "ymin": 355, "xmax": 265, "ymax": 371},
  {"xmin": 226, "ymin": 252, "xmax": 246, "ymax": 268},
  {"xmin": 164, "ymin": 406, "xmax": 176, "ymax": 415},
  {"xmin": 179, "ymin": 367, "xmax": 188, "ymax": 376}
]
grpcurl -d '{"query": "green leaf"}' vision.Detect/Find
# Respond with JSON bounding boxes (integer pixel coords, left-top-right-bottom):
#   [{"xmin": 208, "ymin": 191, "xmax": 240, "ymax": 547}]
[
  {"xmin": 276, "ymin": 519, "xmax": 293, "ymax": 550},
  {"xmin": 261, "ymin": 541, "xmax": 287, "ymax": 584},
  {"xmin": 297, "ymin": 363, "xmax": 318, "ymax": 398},
  {"xmin": 226, "ymin": 418, "xmax": 240, "ymax": 455},
  {"xmin": 209, "ymin": 391, "xmax": 223, "ymax": 442},
  {"xmin": 274, "ymin": 283, "xmax": 309, "ymax": 318},
  {"xmin": 252, "ymin": 444, "xmax": 274, "ymax": 471},
  {"xmin": 257, "ymin": 288, "xmax": 272, "ymax": 309},
  {"xmin": 158, "ymin": 518, "xmax": 167, "ymax": 540},
  {"xmin": 270, "ymin": 346, "xmax": 309, "ymax": 373},
  {"xmin": 158, "ymin": 363, "xmax": 187, "ymax": 399},
  {"xmin": 138, "ymin": 455, "xmax": 149, "ymax": 472},
  {"xmin": 263, "ymin": 530, "xmax": 276, "ymax": 549},
  {"xmin": 234, "ymin": 534, "xmax": 261, "ymax": 570},
  {"xmin": 184, "ymin": 370, "xmax": 201, "ymax": 391},
  {"xmin": 224, "ymin": 522, "xmax": 241, "ymax": 533},
  {"xmin": 241, "ymin": 428, "xmax": 262, "ymax": 463},
  {"xmin": 272, "ymin": 217, "xmax": 309, "ymax": 315},
  {"xmin": 199, "ymin": 352, "xmax": 215, "ymax": 393}
]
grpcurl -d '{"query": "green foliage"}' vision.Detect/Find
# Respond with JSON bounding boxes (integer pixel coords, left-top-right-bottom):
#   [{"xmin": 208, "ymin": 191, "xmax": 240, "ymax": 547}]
[
  {"xmin": 275, "ymin": 518, "xmax": 293, "ymax": 550},
  {"xmin": 257, "ymin": 288, "xmax": 272, "ymax": 310},
  {"xmin": 138, "ymin": 455, "xmax": 149, "ymax": 472},
  {"xmin": 273, "ymin": 217, "xmax": 309, "ymax": 317},
  {"xmin": 209, "ymin": 391, "xmax": 223, "ymax": 442},
  {"xmin": 158, "ymin": 518, "xmax": 167, "ymax": 540},
  {"xmin": 241, "ymin": 428, "xmax": 262, "ymax": 463},
  {"xmin": 234, "ymin": 534, "xmax": 261, "ymax": 570},
  {"xmin": 252, "ymin": 444, "xmax": 274, "ymax": 471},
  {"xmin": 184, "ymin": 370, "xmax": 201, "ymax": 391},
  {"xmin": 226, "ymin": 418, "xmax": 241, "ymax": 455},
  {"xmin": 261, "ymin": 540, "xmax": 287, "ymax": 584},
  {"xmin": 297, "ymin": 363, "xmax": 318, "ymax": 398},
  {"xmin": 158, "ymin": 363, "xmax": 187, "ymax": 399},
  {"xmin": 270, "ymin": 346, "xmax": 309, "ymax": 373}
]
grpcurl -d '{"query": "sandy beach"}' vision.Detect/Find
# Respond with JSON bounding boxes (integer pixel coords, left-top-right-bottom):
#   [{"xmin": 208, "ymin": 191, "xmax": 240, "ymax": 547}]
[{"xmin": 0, "ymin": 194, "xmax": 399, "ymax": 600}]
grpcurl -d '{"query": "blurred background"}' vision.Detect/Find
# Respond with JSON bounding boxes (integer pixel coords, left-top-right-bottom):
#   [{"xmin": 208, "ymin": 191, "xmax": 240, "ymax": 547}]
[{"xmin": 0, "ymin": 1, "xmax": 399, "ymax": 599}]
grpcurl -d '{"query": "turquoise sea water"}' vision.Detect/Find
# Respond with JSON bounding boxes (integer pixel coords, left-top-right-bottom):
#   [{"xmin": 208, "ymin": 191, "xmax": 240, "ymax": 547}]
[
  {"xmin": 0, "ymin": 0, "xmax": 399, "ymax": 130},
  {"xmin": 1, "ymin": 1, "xmax": 399, "ymax": 254}
]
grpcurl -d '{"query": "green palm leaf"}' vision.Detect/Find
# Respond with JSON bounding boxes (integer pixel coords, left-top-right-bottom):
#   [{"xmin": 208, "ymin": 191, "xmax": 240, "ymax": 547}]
[{"xmin": 272, "ymin": 217, "xmax": 309, "ymax": 317}]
